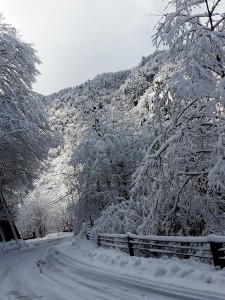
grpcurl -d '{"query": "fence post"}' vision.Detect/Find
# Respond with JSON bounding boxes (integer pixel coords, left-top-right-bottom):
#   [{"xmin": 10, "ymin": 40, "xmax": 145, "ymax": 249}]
[
  {"xmin": 97, "ymin": 235, "xmax": 100, "ymax": 246},
  {"xmin": 128, "ymin": 235, "xmax": 134, "ymax": 256},
  {"xmin": 210, "ymin": 242, "xmax": 225, "ymax": 269}
]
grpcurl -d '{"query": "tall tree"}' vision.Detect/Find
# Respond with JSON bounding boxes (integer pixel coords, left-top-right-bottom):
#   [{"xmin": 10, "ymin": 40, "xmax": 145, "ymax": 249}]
[
  {"xmin": 71, "ymin": 105, "xmax": 143, "ymax": 233},
  {"xmin": 131, "ymin": 0, "xmax": 225, "ymax": 236},
  {"xmin": 0, "ymin": 15, "xmax": 52, "ymax": 215}
]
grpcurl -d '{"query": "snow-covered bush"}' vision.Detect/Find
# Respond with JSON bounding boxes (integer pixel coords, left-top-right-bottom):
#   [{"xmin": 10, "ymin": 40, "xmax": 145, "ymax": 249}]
[{"xmin": 91, "ymin": 201, "xmax": 142, "ymax": 237}]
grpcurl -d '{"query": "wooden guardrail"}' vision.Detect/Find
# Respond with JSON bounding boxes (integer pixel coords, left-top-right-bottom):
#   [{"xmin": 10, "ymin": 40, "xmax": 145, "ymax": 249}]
[{"xmin": 88, "ymin": 232, "xmax": 225, "ymax": 269}]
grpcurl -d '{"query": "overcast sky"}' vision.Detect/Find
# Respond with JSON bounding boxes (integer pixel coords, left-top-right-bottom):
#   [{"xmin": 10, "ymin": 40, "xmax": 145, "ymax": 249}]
[{"xmin": 1, "ymin": 0, "xmax": 163, "ymax": 95}]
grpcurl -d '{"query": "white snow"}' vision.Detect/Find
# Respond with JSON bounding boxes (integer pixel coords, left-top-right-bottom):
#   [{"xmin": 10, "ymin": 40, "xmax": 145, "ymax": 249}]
[
  {"xmin": 1, "ymin": 232, "xmax": 225, "ymax": 299},
  {"xmin": 0, "ymin": 239, "xmax": 27, "ymax": 255},
  {"xmin": 98, "ymin": 232, "xmax": 225, "ymax": 243},
  {"xmin": 59, "ymin": 233, "xmax": 225, "ymax": 297},
  {"xmin": 44, "ymin": 231, "xmax": 73, "ymax": 239}
]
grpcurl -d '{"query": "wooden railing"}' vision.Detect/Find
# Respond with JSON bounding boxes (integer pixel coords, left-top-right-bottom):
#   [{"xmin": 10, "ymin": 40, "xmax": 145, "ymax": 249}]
[{"xmin": 86, "ymin": 232, "xmax": 225, "ymax": 269}]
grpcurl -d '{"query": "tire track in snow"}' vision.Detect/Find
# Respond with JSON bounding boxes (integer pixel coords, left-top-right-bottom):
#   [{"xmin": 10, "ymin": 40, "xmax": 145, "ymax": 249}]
[{"xmin": 1, "ymin": 237, "xmax": 224, "ymax": 300}]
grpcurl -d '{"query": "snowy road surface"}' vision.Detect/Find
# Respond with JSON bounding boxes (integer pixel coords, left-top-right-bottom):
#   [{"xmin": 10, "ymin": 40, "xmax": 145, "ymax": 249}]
[{"xmin": 0, "ymin": 236, "xmax": 224, "ymax": 300}]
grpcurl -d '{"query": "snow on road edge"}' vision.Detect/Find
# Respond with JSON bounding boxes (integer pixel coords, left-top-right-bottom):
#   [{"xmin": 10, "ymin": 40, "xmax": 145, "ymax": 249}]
[
  {"xmin": 0, "ymin": 239, "xmax": 27, "ymax": 255},
  {"xmin": 57, "ymin": 232, "xmax": 225, "ymax": 296}
]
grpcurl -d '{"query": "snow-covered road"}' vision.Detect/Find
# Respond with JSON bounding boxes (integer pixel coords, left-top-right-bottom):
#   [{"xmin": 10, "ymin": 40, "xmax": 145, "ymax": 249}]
[{"xmin": 0, "ymin": 236, "xmax": 224, "ymax": 300}]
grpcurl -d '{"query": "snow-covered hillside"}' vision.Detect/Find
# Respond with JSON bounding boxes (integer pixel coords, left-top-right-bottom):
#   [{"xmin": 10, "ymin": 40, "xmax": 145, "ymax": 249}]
[{"xmin": 17, "ymin": 52, "xmax": 165, "ymax": 237}]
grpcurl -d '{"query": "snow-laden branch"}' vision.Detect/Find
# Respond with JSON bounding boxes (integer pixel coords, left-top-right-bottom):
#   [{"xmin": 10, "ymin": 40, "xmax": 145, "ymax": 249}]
[{"xmin": 150, "ymin": 134, "xmax": 180, "ymax": 158}]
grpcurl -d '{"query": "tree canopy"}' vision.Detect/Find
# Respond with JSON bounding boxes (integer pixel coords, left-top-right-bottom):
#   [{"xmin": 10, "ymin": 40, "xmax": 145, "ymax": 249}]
[{"xmin": 0, "ymin": 15, "xmax": 52, "ymax": 206}]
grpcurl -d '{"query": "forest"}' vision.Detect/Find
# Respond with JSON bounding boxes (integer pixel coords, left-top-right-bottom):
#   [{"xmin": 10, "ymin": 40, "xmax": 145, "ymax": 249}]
[{"xmin": 1, "ymin": 0, "xmax": 225, "ymax": 240}]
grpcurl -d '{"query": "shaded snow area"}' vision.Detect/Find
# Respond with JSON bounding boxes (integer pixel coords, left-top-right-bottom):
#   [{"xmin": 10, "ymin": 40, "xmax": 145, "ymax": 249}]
[
  {"xmin": 0, "ymin": 239, "xmax": 27, "ymax": 255},
  {"xmin": 1, "ymin": 233, "xmax": 225, "ymax": 300}
]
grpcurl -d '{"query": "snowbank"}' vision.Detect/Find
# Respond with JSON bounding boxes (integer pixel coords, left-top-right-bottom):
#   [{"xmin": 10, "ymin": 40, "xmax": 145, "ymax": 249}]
[
  {"xmin": 0, "ymin": 239, "xmax": 27, "ymax": 255},
  {"xmin": 57, "ymin": 234, "xmax": 225, "ymax": 296},
  {"xmin": 44, "ymin": 232, "xmax": 73, "ymax": 240}
]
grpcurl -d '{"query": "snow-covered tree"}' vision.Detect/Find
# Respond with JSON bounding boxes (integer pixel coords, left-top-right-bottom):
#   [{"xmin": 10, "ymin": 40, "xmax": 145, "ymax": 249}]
[
  {"xmin": 130, "ymin": 0, "xmax": 225, "ymax": 236},
  {"xmin": 0, "ymin": 16, "xmax": 52, "ymax": 205},
  {"xmin": 17, "ymin": 192, "xmax": 73, "ymax": 238},
  {"xmin": 70, "ymin": 104, "xmax": 145, "ymax": 233},
  {"xmin": 17, "ymin": 198, "xmax": 49, "ymax": 238}
]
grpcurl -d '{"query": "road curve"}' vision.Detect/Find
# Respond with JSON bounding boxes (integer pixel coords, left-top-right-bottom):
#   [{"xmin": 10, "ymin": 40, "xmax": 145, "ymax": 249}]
[{"xmin": 0, "ymin": 237, "xmax": 224, "ymax": 300}]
